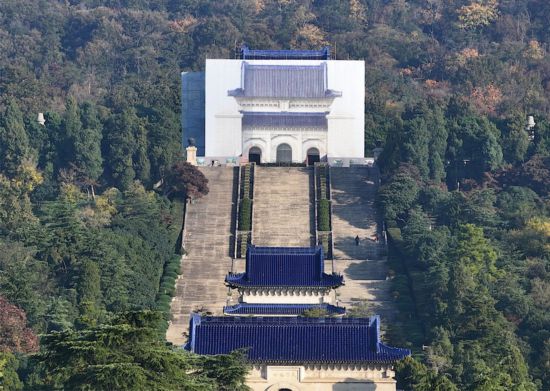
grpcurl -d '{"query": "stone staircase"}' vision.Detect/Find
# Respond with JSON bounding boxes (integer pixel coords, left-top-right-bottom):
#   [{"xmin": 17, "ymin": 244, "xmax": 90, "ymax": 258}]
[
  {"xmin": 330, "ymin": 167, "xmax": 396, "ymax": 321},
  {"xmin": 331, "ymin": 167, "xmax": 382, "ymax": 260},
  {"xmin": 166, "ymin": 167, "xmax": 237, "ymax": 346},
  {"xmin": 252, "ymin": 167, "xmax": 314, "ymax": 247}
]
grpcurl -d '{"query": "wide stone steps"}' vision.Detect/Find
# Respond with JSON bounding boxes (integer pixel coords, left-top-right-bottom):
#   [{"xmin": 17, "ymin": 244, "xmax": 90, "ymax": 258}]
[
  {"xmin": 331, "ymin": 167, "xmax": 381, "ymax": 260},
  {"xmin": 166, "ymin": 167, "xmax": 236, "ymax": 346},
  {"xmin": 330, "ymin": 167, "xmax": 397, "ymax": 320},
  {"xmin": 252, "ymin": 167, "xmax": 314, "ymax": 247}
]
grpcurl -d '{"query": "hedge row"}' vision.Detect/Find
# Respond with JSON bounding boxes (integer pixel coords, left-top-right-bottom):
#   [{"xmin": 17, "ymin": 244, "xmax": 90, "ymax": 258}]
[
  {"xmin": 155, "ymin": 255, "xmax": 182, "ymax": 334},
  {"xmin": 318, "ymin": 199, "xmax": 330, "ymax": 231},
  {"xmin": 239, "ymin": 197, "xmax": 252, "ymax": 231}
]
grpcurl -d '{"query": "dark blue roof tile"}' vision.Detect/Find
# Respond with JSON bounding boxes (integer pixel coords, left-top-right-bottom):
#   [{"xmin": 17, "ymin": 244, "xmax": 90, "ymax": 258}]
[
  {"xmin": 228, "ymin": 63, "xmax": 341, "ymax": 99},
  {"xmin": 239, "ymin": 46, "xmax": 331, "ymax": 60},
  {"xmin": 223, "ymin": 303, "xmax": 346, "ymax": 316},
  {"xmin": 242, "ymin": 112, "xmax": 328, "ymax": 128},
  {"xmin": 225, "ymin": 246, "xmax": 344, "ymax": 288},
  {"xmin": 186, "ymin": 315, "xmax": 411, "ymax": 364}
]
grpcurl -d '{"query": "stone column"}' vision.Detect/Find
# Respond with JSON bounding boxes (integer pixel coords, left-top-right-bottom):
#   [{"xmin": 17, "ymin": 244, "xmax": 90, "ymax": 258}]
[{"xmin": 186, "ymin": 145, "xmax": 198, "ymax": 166}]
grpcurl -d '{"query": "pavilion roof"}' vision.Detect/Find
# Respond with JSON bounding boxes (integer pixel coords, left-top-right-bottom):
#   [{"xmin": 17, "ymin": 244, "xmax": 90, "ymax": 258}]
[
  {"xmin": 186, "ymin": 315, "xmax": 411, "ymax": 364},
  {"xmin": 225, "ymin": 246, "xmax": 344, "ymax": 289}
]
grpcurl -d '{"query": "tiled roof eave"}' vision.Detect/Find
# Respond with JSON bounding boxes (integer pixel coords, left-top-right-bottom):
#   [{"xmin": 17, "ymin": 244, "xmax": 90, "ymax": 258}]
[
  {"xmin": 245, "ymin": 358, "xmax": 403, "ymax": 365},
  {"xmin": 226, "ymin": 282, "xmax": 343, "ymax": 289}
]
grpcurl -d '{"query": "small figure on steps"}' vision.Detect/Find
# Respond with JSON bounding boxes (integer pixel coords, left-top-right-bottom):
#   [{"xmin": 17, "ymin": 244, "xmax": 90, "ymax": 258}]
[{"xmin": 355, "ymin": 235, "xmax": 360, "ymax": 246}]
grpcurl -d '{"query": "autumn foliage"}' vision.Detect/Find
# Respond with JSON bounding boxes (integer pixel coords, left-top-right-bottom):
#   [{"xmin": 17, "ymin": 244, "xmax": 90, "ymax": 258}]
[{"xmin": 0, "ymin": 295, "xmax": 38, "ymax": 354}]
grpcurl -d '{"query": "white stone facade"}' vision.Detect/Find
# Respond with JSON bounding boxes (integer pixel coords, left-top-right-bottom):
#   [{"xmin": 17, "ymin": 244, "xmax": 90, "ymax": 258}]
[
  {"xmin": 239, "ymin": 288, "xmax": 336, "ymax": 305},
  {"xmin": 204, "ymin": 59, "xmax": 364, "ymax": 163},
  {"xmin": 247, "ymin": 364, "xmax": 397, "ymax": 391}
]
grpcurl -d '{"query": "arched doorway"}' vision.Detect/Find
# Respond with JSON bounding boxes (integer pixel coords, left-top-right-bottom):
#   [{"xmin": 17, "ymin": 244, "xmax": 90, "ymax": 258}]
[
  {"xmin": 248, "ymin": 147, "xmax": 261, "ymax": 164},
  {"xmin": 306, "ymin": 147, "xmax": 320, "ymax": 166},
  {"xmin": 276, "ymin": 143, "xmax": 292, "ymax": 164}
]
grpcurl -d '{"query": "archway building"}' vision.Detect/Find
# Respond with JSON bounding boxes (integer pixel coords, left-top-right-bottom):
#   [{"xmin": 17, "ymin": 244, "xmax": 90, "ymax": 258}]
[{"xmin": 182, "ymin": 47, "xmax": 365, "ymax": 165}]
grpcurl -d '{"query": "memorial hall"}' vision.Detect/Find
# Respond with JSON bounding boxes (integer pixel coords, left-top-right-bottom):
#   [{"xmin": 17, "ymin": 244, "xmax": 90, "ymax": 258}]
[{"xmin": 182, "ymin": 46, "xmax": 365, "ymax": 165}]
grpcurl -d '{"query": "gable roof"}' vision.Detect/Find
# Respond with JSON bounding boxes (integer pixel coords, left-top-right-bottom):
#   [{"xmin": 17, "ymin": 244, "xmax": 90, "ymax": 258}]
[
  {"xmin": 225, "ymin": 246, "xmax": 344, "ymax": 289},
  {"xmin": 223, "ymin": 303, "xmax": 346, "ymax": 316},
  {"xmin": 186, "ymin": 315, "xmax": 411, "ymax": 364},
  {"xmin": 239, "ymin": 46, "xmax": 331, "ymax": 60}
]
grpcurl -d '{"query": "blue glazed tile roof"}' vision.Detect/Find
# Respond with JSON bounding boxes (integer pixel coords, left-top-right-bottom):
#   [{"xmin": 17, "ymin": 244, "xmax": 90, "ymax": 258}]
[
  {"xmin": 228, "ymin": 63, "xmax": 341, "ymax": 99},
  {"xmin": 239, "ymin": 46, "xmax": 330, "ymax": 60},
  {"xmin": 242, "ymin": 112, "xmax": 328, "ymax": 128},
  {"xmin": 223, "ymin": 303, "xmax": 346, "ymax": 316},
  {"xmin": 226, "ymin": 246, "xmax": 344, "ymax": 288},
  {"xmin": 186, "ymin": 315, "xmax": 411, "ymax": 364}
]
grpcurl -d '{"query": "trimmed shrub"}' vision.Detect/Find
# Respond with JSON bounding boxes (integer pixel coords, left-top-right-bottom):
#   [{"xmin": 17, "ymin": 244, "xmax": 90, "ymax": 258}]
[{"xmin": 318, "ymin": 199, "xmax": 331, "ymax": 231}]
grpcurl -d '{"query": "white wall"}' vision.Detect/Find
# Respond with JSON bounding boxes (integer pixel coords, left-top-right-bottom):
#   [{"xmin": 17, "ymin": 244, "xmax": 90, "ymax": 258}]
[
  {"xmin": 246, "ymin": 365, "xmax": 397, "ymax": 391},
  {"xmin": 326, "ymin": 61, "xmax": 365, "ymax": 159},
  {"xmin": 204, "ymin": 59, "xmax": 365, "ymax": 160},
  {"xmin": 241, "ymin": 290, "xmax": 334, "ymax": 304}
]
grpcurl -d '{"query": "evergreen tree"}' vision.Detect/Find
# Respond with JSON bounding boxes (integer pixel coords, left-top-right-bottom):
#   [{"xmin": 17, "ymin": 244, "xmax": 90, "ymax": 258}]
[
  {"xmin": 76, "ymin": 259, "xmax": 103, "ymax": 328},
  {"xmin": 132, "ymin": 116, "xmax": 151, "ymax": 185},
  {"xmin": 427, "ymin": 105, "xmax": 448, "ymax": 183},
  {"xmin": 0, "ymin": 99, "xmax": 30, "ymax": 177},
  {"xmin": 60, "ymin": 97, "xmax": 83, "ymax": 168},
  {"xmin": 104, "ymin": 109, "xmax": 138, "ymax": 190},
  {"xmin": 34, "ymin": 311, "xmax": 249, "ymax": 390},
  {"xmin": 502, "ymin": 110, "xmax": 530, "ymax": 165},
  {"xmin": 76, "ymin": 102, "xmax": 103, "ymax": 188},
  {"xmin": 401, "ymin": 104, "xmax": 431, "ymax": 179}
]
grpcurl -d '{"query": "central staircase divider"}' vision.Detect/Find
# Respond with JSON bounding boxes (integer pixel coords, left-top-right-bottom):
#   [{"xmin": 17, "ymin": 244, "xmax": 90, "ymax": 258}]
[
  {"xmin": 314, "ymin": 162, "xmax": 333, "ymax": 259},
  {"xmin": 234, "ymin": 163, "xmax": 255, "ymax": 259}
]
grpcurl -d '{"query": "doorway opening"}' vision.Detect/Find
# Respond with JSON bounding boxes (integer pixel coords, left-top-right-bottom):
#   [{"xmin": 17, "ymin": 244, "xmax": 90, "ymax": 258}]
[
  {"xmin": 248, "ymin": 146, "xmax": 261, "ymax": 164},
  {"xmin": 276, "ymin": 143, "xmax": 292, "ymax": 163},
  {"xmin": 306, "ymin": 147, "xmax": 320, "ymax": 166}
]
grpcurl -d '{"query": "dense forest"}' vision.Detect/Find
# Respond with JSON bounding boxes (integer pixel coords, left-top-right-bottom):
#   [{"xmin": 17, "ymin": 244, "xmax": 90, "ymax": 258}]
[{"xmin": 0, "ymin": 0, "xmax": 549, "ymax": 389}]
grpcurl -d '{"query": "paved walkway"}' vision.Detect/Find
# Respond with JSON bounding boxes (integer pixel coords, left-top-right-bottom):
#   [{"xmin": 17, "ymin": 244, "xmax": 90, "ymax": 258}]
[
  {"xmin": 166, "ymin": 167, "xmax": 236, "ymax": 345},
  {"xmin": 330, "ymin": 167, "xmax": 396, "ymax": 321},
  {"xmin": 252, "ymin": 167, "xmax": 314, "ymax": 247}
]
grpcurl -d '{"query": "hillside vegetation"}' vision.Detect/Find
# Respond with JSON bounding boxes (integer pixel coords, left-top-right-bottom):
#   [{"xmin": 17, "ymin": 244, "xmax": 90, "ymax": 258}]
[{"xmin": 0, "ymin": 0, "xmax": 549, "ymax": 390}]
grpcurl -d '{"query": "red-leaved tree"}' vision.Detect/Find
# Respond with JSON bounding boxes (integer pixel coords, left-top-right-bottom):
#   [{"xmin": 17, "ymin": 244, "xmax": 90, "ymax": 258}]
[{"xmin": 0, "ymin": 296, "xmax": 39, "ymax": 354}]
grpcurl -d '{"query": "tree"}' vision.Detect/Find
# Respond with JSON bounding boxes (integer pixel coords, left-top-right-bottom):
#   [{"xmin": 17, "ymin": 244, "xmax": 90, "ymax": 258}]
[
  {"xmin": 104, "ymin": 109, "xmax": 138, "ymax": 190},
  {"xmin": 75, "ymin": 260, "xmax": 103, "ymax": 328},
  {"xmin": 164, "ymin": 161, "xmax": 209, "ymax": 200},
  {"xmin": 60, "ymin": 97, "xmax": 83, "ymax": 169},
  {"xmin": 378, "ymin": 164, "xmax": 421, "ymax": 222},
  {"xmin": 501, "ymin": 111, "xmax": 530, "ymax": 165},
  {"xmin": 0, "ymin": 295, "xmax": 39, "ymax": 354},
  {"xmin": 75, "ymin": 102, "xmax": 103, "ymax": 194},
  {"xmin": 458, "ymin": 0, "xmax": 499, "ymax": 30},
  {"xmin": 395, "ymin": 356, "xmax": 458, "ymax": 391},
  {"xmin": 402, "ymin": 112, "xmax": 430, "ymax": 179},
  {"xmin": 0, "ymin": 99, "xmax": 30, "ymax": 177},
  {"xmin": 34, "ymin": 311, "xmax": 249, "ymax": 390}
]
